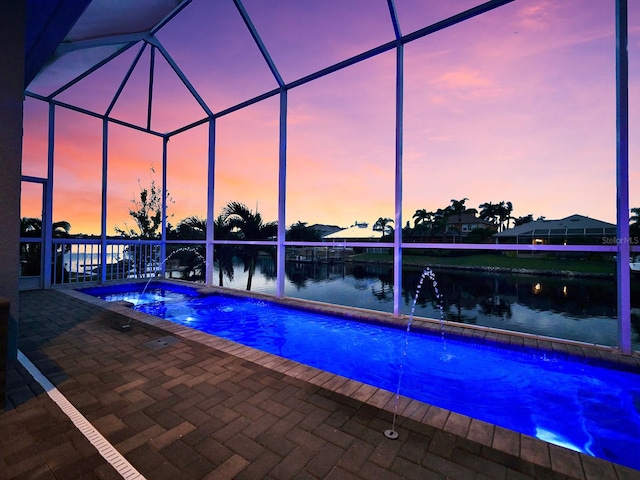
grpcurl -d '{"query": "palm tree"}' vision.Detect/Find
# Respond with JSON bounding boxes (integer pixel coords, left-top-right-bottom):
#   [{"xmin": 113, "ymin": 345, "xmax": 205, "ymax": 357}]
[
  {"xmin": 412, "ymin": 209, "xmax": 430, "ymax": 227},
  {"xmin": 221, "ymin": 201, "xmax": 277, "ymax": 290},
  {"xmin": 479, "ymin": 202, "xmax": 499, "ymax": 228},
  {"xmin": 20, "ymin": 217, "xmax": 45, "ymax": 276},
  {"xmin": 20, "ymin": 217, "xmax": 42, "ymax": 238},
  {"xmin": 174, "ymin": 215, "xmax": 206, "ymax": 240},
  {"xmin": 167, "ymin": 215, "xmax": 236, "ymax": 284},
  {"xmin": 504, "ymin": 201, "xmax": 514, "ymax": 230},
  {"xmin": 286, "ymin": 221, "xmax": 321, "ymax": 242},
  {"xmin": 167, "ymin": 216, "xmax": 208, "ymax": 280},
  {"xmin": 213, "ymin": 214, "xmax": 236, "ymax": 286},
  {"xmin": 20, "ymin": 217, "xmax": 71, "ymax": 238},
  {"xmin": 496, "ymin": 201, "xmax": 514, "ymax": 232},
  {"xmin": 53, "ymin": 221, "xmax": 71, "ymax": 237},
  {"xmin": 449, "ymin": 198, "xmax": 468, "ymax": 215},
  {"xmin": 432, "ymin": 208, "xmax": 450, "ymax": 239},
  {"xmin": 19, "ymin": 217, "xmax": 71, "ymax": 281},
  {"xmin": 373, "ymin": 217, "xmax": 394, "ymax": 236},
  {"xmin": 411, "ymin": 209, "xmax": 436, "ymax": 239},
  {"xmin": 448, "ymin": 198, "xmax": 468, "ymax": 241}
]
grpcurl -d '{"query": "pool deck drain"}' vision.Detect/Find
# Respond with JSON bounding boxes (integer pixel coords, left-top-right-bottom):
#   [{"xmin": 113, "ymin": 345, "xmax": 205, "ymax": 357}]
[
  {"xmin": 143, "ymin": 336, "xmax": 180, "ymax": 350},
  {"xmin": 2, "ymin": 287, "xmax": 639, "ymax": 480}
]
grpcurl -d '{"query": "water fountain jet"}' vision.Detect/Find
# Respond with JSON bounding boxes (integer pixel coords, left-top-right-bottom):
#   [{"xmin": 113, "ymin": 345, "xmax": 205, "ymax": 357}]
[
  {"xmin": 117, "ymin": 246, "xmax": 207, "ymax": 331},
  {"xmin": 385, "ymin": 267, "xmax": 444, "ymax": 440}
]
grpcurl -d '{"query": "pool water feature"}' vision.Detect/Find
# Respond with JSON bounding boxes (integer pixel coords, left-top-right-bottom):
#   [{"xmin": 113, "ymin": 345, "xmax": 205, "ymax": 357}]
[
  {"xmin": 386, "ymin": 266, "xmax": 444, "ymax": 440},
  {"xmin": 80, "ymin": 282, "xmax": 640, "ymax": 471},
  {"xmin": 119, "ymin": 247, "xmax": 207, "ymax": 330}
]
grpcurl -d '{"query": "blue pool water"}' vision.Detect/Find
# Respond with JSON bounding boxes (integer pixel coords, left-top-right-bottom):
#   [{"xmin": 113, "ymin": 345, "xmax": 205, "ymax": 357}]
[{"xmin": 80, "ymin": 282, "xmax": 640, "ymax": 470}]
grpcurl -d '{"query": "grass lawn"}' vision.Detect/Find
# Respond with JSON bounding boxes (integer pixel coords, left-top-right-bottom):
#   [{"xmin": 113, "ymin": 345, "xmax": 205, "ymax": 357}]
[{"xmin": 350, "ymin": 252, "xmax": 617, "ymax": 275}]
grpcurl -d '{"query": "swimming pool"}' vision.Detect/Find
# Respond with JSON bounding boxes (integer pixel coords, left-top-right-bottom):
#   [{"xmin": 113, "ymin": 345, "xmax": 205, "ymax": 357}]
[{"xmin": 80, "ymin": 281, "xmax": 640, "ymax": 471}]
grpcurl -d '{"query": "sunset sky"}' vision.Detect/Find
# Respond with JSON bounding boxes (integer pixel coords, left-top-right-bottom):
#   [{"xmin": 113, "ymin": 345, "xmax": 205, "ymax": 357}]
[{"xmin": 20, "ymin": 0, "xmax": 640, "ymax": 236}]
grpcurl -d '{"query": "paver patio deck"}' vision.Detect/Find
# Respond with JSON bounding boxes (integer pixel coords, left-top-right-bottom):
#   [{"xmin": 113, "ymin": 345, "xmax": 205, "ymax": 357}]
[{"xmin": 1, "ymin": 288, "xmax": 639, "ymax": 479}]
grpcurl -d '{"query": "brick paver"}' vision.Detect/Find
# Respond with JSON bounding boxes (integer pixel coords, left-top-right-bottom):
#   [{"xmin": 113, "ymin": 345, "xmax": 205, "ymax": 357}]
[{"xmin": 1, "ymin": 289, "xmax": 638, "ymax": 479}]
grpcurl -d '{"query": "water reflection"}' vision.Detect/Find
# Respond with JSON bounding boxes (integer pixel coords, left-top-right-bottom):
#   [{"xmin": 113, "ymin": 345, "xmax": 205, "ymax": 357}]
[
  {"xmin": 401, "ymin": 268, "xmax": 631, "ymax": 347},
  {"xmin": 217, "ymin": 258, "xmax": 639, "ymax": 350},
  {"xmin": 403, "ymin": 269, "xmax": 617, "ymax": 321}
]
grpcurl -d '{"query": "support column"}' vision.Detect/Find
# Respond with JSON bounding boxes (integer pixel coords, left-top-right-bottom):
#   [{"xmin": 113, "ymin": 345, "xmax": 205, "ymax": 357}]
[
  {"xmin": 100, "ymin": 118, "xmax": 108, "ymax": 284},
  {"xmin": 276, "ymin": 89, "xmax": 287, "ymax": 298},
  {"xmin": 393, "ymin": 43, "xmax": 404, "ymax": 317},
  {"xmin": 43, "ymin": 104, "xmax": 54, "ymax": 287},
  {"xmin": 0, "ymin": 1, "xmax": 26, "ymax": 407},
  {"xmin": 161, "ymin": 136, "xmax": 168, "ymax": 272},
  {"xmin": 616, "ymin": 0, "xmax": 631, "ymax": 354},
  {"xmin": 206, "ymin": 119, "xmax": 215, "ymax": 286}
]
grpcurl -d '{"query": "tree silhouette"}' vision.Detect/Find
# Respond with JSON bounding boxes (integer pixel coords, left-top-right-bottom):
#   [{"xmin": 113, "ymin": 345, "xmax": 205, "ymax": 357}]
[
  {"xmin": 19, "ymin": 217, "xmax": 71, "ymax": 281},
  {"xmin": 496, "ymin": 201, "xmax": 513, "ymax": 231},
  {"xmin": 373, "ymin": 217, "xmax": 394, "ymax": 236},
  {"xmin": 221, "ymin": 201, "xmax": 277, "ymax": 290},
  {"xmin": 447, "ymin": 198, "xmax": 468, "ymax": 240},
  {"xmin": 286, "ymin": 221, "xmax": 321, "ymax": 241},
  {"xmin": 630, "ymin": 207, "xmax": 640, "ymax": 239},
  {"xmin": 479, "ymin": 202, "xmax": 499, "ymax": 228},
  {"xmin": 115, "ymin": 166, "xmax": 173, "ymax": 239},
  {"xmin": 514, "ymin": 214, "xmax": 534, "ymax": 227},
  {"xmin": 412, "ymin": 209, "xmax": 432, "ymax": 227},
  {"xmin": 174, "ymin": 215, "xmax": 206, "ymax": 240},
  {"xmin": 214, "ymin": 214, "xmax": 236, "ymax": 286}
]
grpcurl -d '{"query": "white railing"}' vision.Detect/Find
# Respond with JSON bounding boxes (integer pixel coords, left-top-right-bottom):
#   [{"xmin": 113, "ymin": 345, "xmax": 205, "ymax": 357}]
[{"xmin": 52, "ymin": 239, "xmax": 163, "ymax": 285}]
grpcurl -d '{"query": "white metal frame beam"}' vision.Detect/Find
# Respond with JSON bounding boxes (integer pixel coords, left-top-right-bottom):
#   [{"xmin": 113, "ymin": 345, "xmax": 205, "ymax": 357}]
[{"xmin": 615, "ymin": 0, "xmax": 631, "ymax": 354}]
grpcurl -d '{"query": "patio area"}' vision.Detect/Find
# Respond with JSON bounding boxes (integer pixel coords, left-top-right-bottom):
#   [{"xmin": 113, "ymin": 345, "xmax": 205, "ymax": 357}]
[{"xmin": 1, "ymin": 288, "xmax": 638, "ymax": 479}]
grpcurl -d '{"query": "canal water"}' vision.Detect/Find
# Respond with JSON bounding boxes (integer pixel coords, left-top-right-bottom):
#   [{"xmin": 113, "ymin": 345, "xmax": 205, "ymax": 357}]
[{"xmin": 213, "ymin": 258, "xmax": 640, "ymax": 351}]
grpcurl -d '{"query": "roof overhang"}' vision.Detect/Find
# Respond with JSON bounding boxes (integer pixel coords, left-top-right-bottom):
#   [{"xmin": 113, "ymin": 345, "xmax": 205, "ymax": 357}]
[
  {"xmin": 25, "ymin": 0, "xmax": 188, "ymax": 91},
  {"xmin": 25, "ymin": 0, "xmax": 92, "ymax": 88}
]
